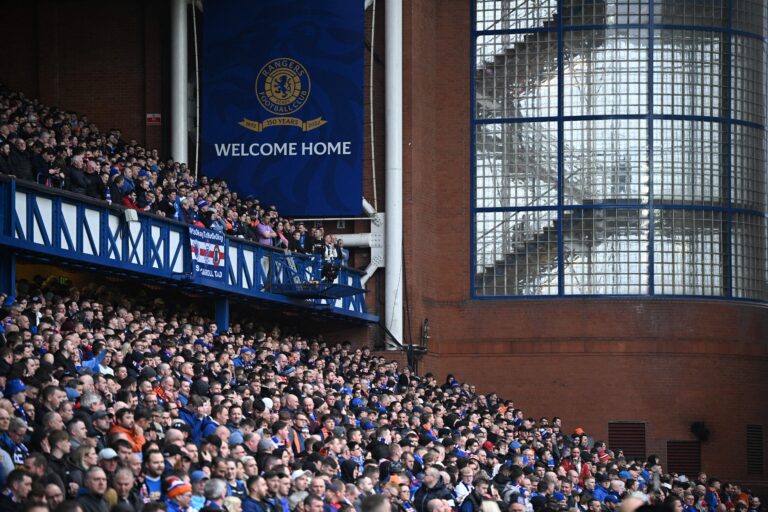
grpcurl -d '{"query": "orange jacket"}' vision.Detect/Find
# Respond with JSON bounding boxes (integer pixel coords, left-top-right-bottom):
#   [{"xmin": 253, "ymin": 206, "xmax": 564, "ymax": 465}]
[{"xmin": 109, "ymin": 424, "xmax": 146, "ymax": 452}]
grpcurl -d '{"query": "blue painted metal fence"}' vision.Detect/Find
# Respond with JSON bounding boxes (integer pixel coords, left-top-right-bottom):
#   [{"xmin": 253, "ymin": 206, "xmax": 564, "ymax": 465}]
[{"xmin": 0, "ymin": 177, "xmax": 374, "ymax": 322}]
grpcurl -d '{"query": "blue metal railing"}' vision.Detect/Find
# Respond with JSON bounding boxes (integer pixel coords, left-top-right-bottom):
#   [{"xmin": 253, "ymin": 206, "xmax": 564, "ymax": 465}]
[{"xmin": 0, "ymin": 177, "xmax": 374, "ymax": 321}]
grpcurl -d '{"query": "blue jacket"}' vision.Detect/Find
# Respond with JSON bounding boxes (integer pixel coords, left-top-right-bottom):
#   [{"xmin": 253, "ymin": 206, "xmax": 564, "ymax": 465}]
[
  {"xmin": 178, "ymin": 407, "xmax": 209, "ymax": 444},
  {"xmin": 243, "ymin": 497, "xmax": 273, "ymax": 512},
  {"xmin": 78, "ymin": 349, "xmax": 108, "ymax": 373},
  {"xmin": 191, "ymin": 496, "xmax": 205, "ymax": 511},
  {"xmin": 166, "ymin": 499, "xmax": 185, "ymax": 512},
  {"xmin": 592, "ymin": 485, "xmax": 610, "ymax": 503},
  {"xmin": 459, "ymin": 492, "xmax": 482, "ymax": 512},
  {"xmin": 201, "ymin": 418, "xmax": 220, "ymax": 439},
  {"xmin": 705, "ymin": 490, "xmax": 720, "ymax": 512}
]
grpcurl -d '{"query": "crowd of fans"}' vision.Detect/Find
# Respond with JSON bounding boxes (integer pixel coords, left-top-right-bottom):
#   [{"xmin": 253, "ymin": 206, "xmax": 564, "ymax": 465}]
[
  {"xmin": 0, "ymin": 87, "xmax": 763, "ymax": 512},
  {"xmin": 0, "ymin": 275, "xmax": 762, "ymax": 512},
  {"xmin": 0, "ymin": 85, "xmax": 351, "ymax": 258}
]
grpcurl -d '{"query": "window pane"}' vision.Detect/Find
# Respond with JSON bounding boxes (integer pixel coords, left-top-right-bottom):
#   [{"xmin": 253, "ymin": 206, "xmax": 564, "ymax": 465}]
[
  {"xmin": 472, "ymin": 0, "xmax": 767, "ymax": 299},
  {"xmin": 563, "ymin": 119, "xmax": 648, "ymax": 205},
  {"xmin": 475, "ymin": 122, "xmax": 558, "ymax": 208},
  {"xmin": 653, "ymin": 210, "xmax": 725, "ymax": 296},
  {"xmin": 562, "ymin": 208, "xmax": 650, "ymax": 295},
  {"xmin": 475, "ymin": 211, "xmax": 559, "ymax": 296},
  {"xmin": 563, "ymin": 29, "xmax": 648, "ymax": 117}
]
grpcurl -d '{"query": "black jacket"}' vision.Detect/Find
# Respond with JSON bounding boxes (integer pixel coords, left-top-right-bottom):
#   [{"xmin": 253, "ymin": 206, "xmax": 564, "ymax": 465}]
[
  {"xmin": 54, "ymin": 351, "xmax": 78, "ymax": 377},
  {"xmin": 158, "ymin": 198, "xmax": 177, "ymax": 219},
  {"xmin": 66, "ymin": 165, "xmax": 89, "ymax": 195},
  {"xmin": 0, "ymin": 153, "xmax": 12, "ymax": 175},
  {"xmin": 115, "ymin": 490, "xmax": 145, "ymax": 512},
  {"xmin": 84, "ymin": 171, "xmax": 102, "ymax": 199},
  {"xmin": 109, "ymin": 182, "xmax": 125, "ymax": 205},
  {"xmin": 77, "ymin": 492, "xmax": 110, "ymax": 512},
  {"xmin": 0, "ymin": 493, "xmax": 22, "ymax": 512},
  {"xmin": 31, "ymin": 152, "xmax": 51, "ymax": 184},
  {"xmin": 413, "ymin": 480, "xmax": 454, "ymax": 512},
  {"xmin": 8, "ymin": 147, "xmax": 34, "ymax": 181}
]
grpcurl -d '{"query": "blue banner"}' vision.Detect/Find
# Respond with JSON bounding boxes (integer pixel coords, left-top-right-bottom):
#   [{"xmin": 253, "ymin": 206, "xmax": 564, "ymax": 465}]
[
  {"xmin": 201, "ymin": 0, "xmax": 364, "ymax": 217},
  {"xmin": 189, "ymin": 226, "xmax": 226, "ymax": 283}
]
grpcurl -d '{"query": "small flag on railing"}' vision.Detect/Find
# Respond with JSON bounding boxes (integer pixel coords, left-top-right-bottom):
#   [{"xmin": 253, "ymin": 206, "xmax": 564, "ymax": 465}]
[{"xmin": 189, "ymin": 226, "xmax": 226, "ymax": 282}]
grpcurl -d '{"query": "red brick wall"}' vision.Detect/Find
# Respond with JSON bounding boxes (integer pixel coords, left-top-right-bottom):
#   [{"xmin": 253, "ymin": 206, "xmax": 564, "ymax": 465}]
[
  {"xmin": 0, "ymin": 2, "xmax": 39, "ymax": 96},
  {"xmin": 2, "ymin": 0, "xmax": 767, "ymax": 490},
  {"xmin": 401, "ymin": 0, "xmax": 768, "ymax": 488},
  {"xmin": 0, "ymin": 0, "xmax": 167, "ymax": 149},
  {"xmin": 141, "ymin": 0, "xmax": 166, "ymax": 153}
]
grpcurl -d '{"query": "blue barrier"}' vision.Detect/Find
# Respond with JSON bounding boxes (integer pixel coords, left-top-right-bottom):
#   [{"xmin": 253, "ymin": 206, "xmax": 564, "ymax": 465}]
[{"xmin": 0, "ymin": 177, "xmax": 375, "ymax": 322}]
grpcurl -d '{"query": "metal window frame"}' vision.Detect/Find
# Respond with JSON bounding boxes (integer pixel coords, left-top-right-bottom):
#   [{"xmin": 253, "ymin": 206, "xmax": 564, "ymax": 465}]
[{"xmin": 470, "ymin": 0, "xmax": 768, "ymax": 301}]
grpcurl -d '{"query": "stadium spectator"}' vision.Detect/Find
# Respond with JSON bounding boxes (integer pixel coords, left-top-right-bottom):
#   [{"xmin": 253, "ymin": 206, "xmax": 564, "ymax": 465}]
[
  {"xmin": 0, "ymin": 469, "xmax": 32, "ymax": 511},
  {"xmin": 166, "ymin": 476, "xmax": 194, "ymax": 512},
  {"xmin": 0, "ymin": 143, "xmax": 12, "ymax": 175},
  {"xmin": 257, "ymin": 217, "xmax": 277, "ymax": 246},
  {"xmin": 205, "ymin": 478, "xmax": 229, "ymax": 509},
  {"xmin": 8, "ymin": 138, "xmax": 34, "ymax": 182},
  {"xmin": 109, "ymin": 409, "xmax": 145, "ymax": 453},
  {"xmin": 111, "ymin": 466, "xmax": 143, "ymax": 510},
  {"xmin": 77, "ymin": 465, "xmax": 110, "ymax": 512},
  {"xmin": 413, "ymin": 468, "xmax": 453, "ymax": 512},
  {"xmin": 157, "ymin": 188, "xmax": 178, "ymax": 219},
  {"xmin": 67, "ymin": 154, "xmax": 89, "ymax": 196},
  {"xmin": 0, "ymin": 268, "xmax": 760, "ymax": 512},
  {"xmin": 121, "ymin": 189, "xmax": 140, "ymax": 210},
  {"xmin": 561, "ymin": 447, "xmax": 591, "ymax": 485}
]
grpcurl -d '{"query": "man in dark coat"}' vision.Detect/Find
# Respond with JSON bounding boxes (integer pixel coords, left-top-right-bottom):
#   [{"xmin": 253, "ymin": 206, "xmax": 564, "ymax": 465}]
[
  {"xmin": 66, "ymin": 155, "xmax": 89, "ymax": 195},
  {"xmin": 413, "ymin": 468, "xmax": 454, "ymax": 512},
  {"xmin": 77, "ymin": 466, "xmax": 110, "ymax": 512},
  {"xmin": 0, "ymin": 469, "xmax": 32, "ymax": 512},
  {"xmin": 112, "ymin": 467, "xmax": 144, "ymax": 512},
  {"xmin": 7, "ymin": 138, "xmax": 34, "ymax": 181},
  {"xmin": 84, "ymin": 159, "xmax": 102, "ymax": 199},
  {"xmin": 158, "ymin": 188, "xmax": 179, "ymax": 219}
]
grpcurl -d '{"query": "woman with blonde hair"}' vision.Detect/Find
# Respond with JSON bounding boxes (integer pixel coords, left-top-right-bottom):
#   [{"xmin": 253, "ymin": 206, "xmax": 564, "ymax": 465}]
[
  {"xmin": 68, "ymin": 444, "xmax": 99, "ymax": 489},
  {"xmin": 224, "ymin": 496, "xmax": 243, "ymax": 512}
]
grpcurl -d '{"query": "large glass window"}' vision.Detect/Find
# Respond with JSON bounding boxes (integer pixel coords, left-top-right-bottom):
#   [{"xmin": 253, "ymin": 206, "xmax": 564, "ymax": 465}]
[{"xmin": 473, "ymin": 0, "xmax": 767, "ymax": 299}]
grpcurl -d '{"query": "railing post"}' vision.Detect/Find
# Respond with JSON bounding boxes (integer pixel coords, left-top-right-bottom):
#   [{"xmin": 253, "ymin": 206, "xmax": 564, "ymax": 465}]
[
  {"xmin": 0, "ymin": 247, "xmax": 14, "ymax": 297},
  {"xmin": 214, "ymin": 297, "xmax": 229, "ymax": 333},
  {"xmin": 0, "ymin": 180, "xmax": 16, "ymax": 296},
  {"xmin": 266, "ymin": 250, "xmax": 273, "ymax": 293},
  {"xmin": 0, "ymin": 179, "xmax": 13, "ymax": 239}
]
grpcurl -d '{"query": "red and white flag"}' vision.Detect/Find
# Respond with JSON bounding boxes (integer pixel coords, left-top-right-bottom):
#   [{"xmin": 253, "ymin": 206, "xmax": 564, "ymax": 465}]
[{"xmin": 191, "ymin": 239, "xmax": 225, "ymax": 267}]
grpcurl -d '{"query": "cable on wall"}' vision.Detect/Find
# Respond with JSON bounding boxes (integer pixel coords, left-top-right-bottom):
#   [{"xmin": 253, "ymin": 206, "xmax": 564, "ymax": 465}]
[
  {"xmin": 369, "ymin": 0, "xmax": 378, "ymax": 211},
  {"xmin": 191, "ymin": 0, "xmax": 201, "ymax": 180}
]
